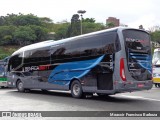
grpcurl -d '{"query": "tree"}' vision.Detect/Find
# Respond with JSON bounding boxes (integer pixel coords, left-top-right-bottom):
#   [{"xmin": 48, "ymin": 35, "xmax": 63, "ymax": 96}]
[
  {"xmin": 13, "ymin": 14, "xmax": 42, "ymax": 26},
  {"xmin": 13, "ymin": 26, "xmax": 36, "ymax": 46},
  {"xmin": 82, "ymin": 22, "xmax": 105, "ymax": 34},
  {"xmin": 106, "ymin": 22, "xmax": 115, "ymax": 28},
  {"xmin": 82, "ymin": 18, "xmax": 95, "ymax": 23},
  {"xmin": 0, "ymin": 13, "xmax": 18, "ymax": 26},
  {"xmin": 148, "ymin": 26, "xmax": 160, "ymax": 33},
  {"xmin": 68, "ymin": 14, "xmax": 81, "ymax": 37},
  {"xmin": 40, "ymin": 17, "xmax": 53, "ymax": 31},
  {"xmin": 53, "ymin": 22, "xmax": 70, "ymax": 40},
  {"xmin": 30, "ymin": 25, "xmax": 48, "ymax": 42},
  {"xmin": 0, "ymin": 13, "xmax": 51, "ymax": 45},
  {"xmin": 151, "ymin": 30, "xmax": 160, "ymax": 43},
  {"xmin": 0, "ymin": 26, "xmax": 16, "ymax": 45}
]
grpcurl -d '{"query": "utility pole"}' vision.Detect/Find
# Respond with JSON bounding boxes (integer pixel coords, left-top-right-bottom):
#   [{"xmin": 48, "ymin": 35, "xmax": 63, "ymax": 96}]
[{"xmin": 77, "ymin": 10, "xmax": 86, "ymax": 35}]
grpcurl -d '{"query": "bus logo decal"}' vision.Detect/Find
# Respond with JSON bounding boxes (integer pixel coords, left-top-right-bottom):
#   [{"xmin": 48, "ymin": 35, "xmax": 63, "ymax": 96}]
[{"xmin": 25, "ymin": 66, "xmax": 39, "ymax": 71}]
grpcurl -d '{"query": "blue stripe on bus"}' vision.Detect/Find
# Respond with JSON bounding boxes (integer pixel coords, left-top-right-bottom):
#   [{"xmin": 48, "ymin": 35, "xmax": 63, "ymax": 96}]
[{"xmin": 48, "ymin": 55, "xmax": 104, "ymax": 85}]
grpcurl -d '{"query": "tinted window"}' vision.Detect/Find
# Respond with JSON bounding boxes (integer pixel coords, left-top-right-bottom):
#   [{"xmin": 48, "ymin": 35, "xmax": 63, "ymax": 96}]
[
  {"xmin": 65, "ymin": 31, "xmax": 120, "ymax": 57},
  {"xmin": 77, "ymin": 32, "xmax": 119, "ymax": 56},
  {"xmin": 24, "ymin": 48, "xmax": 50, "ymax": 64},
  {"xmin": 50, "ymin": 31, "xmax": 120, "ymax": 61},
  {"xmin": 0, "ymin": 64, "xmax": 5, "ymax": 76},
  {"xmin": 8, "ymin": 53, "xmax": 23, "ymax": 71},
  {"xmin": 123, "ymin": 30, "xmax": 151, "ymax": 54},
  {"xmin": 152, "ymin": 51, "xmax": 160, "ymax": 64},
  {"xmin": 50, "ymin": 44, "xmax": 66, "ymax": 61}
]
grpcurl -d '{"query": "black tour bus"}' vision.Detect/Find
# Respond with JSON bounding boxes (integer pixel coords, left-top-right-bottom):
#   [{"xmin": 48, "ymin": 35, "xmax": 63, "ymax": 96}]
[{"xmin": 7, "ymin": 27, "xmax": 152, "ymax": 98}]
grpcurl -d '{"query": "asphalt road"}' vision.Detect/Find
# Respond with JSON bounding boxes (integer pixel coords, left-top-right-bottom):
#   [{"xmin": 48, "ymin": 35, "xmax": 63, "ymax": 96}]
[{"xmin": 0, "ymin": 86, "xmax": 160, "ymax": 120}]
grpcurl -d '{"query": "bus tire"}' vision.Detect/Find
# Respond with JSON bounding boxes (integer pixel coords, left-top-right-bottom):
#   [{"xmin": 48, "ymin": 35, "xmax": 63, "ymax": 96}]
[
  {"xmin": 71, "ymin": 80, "xmax": 83, "ymax": 98},
  {"xmin": 0, "ymin": 86, "xmax": 5, "ymax": 89},
  {"xmin": 16, "ymin": 80, "xmax": 25, "ymax": 92},
  {"xmin": 155, "ymin": 83, "xmax": 158, "ymax": 87},
  {"xmin": 157, "ymin": 83, "xmax": 160, "ymax": 88}
]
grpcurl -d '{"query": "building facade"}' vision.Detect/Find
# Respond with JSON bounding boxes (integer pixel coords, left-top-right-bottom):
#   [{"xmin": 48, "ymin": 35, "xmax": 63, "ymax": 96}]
[{"xmin": 106, "ymin": 17, "xmax": 120, "ymax": 27}]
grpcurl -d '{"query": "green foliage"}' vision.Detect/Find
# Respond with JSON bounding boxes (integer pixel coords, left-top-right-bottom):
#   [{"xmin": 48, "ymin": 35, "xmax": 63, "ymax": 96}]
[
  {"xmin": 150, "ymin": 30, "xmax": 160, "ymax": 42},
  {"xmin": 68, "ymin": 22, "xmax": 81, "ymax": 37},
  {"xmin": 82, "ymin": 22, "xmax": 105, "ymax": 34},
  {"xmin": 0, "ymin": 13, "xmax": 51, "ymax": 46},
  {"xmin": 30, "ymin": 25, "xmax": 48, "ymax": 42},
  {"xmin": 106, "ymin": 22, "xmax": 115, "ymax": 28},
  {"xmin": 40, "ymin": 17, "xmax": 53, "ymax": 31},
  {"xmin": 13, "ymin": 14, "xmax": 42, "ymax": 26},
  {"xmin": 14, "ymin": 26, "xmax": 37, "ymax": 46},
  {"xmin": 0, "ymin": 13, "xmax": 108, "ymax": 58},
  {"xmin": 0, "ymin": 46, "xmax": 18, "ymax": 59},
  {"xmin": 0, "ymin": 13, "xmax": 17, "ymax": 26},
  {"xmin": 0, "ymin": 25, "xmax": 15, "ymax": 45},
  {"xmin": 54, "ymin": 23, "xmax": 70, "ymax": 39},
  {"xmin": 0, "ymin": 13, "xmax": 42, "ymax": 26},
  {"xmin": 50, "ymin": 22, "xmax": 70, "ymax": 40},
  {"xmin": 66, "ymin": 15, "xmax": 105, "ymax": 38},
  {"xmin": 82, "ymin": 18, "xmax": 95, "ymax": 23},
  {"xmin": 66, "ymin": 14, "xmax": 81, "ymax": 37}
]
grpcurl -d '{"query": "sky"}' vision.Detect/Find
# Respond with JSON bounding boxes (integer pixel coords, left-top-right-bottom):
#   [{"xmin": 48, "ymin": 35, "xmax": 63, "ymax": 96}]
[{"xmin": 0, "ymin": 0, "xmax": 160, "ymax": 30}]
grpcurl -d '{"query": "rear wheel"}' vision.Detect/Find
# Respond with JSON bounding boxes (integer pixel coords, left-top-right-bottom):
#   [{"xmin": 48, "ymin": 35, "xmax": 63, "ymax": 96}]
[
  {"xmin": 157, "ymin": 83, "xmax": 160, "ymax": 88},
  {"xmin": 17, "ymin": 80, "xmax": 25, "ymax": 92},
  {"xmin": 71, "ymin": 80, "xmax": 83, "ymax": 98}
]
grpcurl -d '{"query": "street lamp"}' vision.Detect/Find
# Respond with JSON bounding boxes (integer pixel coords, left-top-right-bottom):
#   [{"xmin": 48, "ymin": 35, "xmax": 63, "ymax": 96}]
[{"xmin": 77, "ymin": 10, "xmax": 86, "ymax": 35}]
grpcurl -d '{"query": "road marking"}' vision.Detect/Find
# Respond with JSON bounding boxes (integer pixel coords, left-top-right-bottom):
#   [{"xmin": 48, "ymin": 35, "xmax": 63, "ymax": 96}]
[{"xmin": 118, "ymin": 95, "xmax": 160, "ymax": 102}]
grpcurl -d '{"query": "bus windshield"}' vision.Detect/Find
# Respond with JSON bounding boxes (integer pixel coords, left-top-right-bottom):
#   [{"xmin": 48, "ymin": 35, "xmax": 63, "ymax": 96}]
[
  {"xmin": 0, "ymin": 65, "xmax": 4, "ymax": 76},
  {"xmin": 153, "ymin": 51, "xmax": 160, "ymax": 65}
]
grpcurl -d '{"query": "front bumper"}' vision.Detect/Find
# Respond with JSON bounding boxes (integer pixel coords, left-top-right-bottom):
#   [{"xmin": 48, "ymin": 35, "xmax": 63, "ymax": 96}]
[{"xmin": 0, "ymin": 81, "xmax": 7, "ymax": 87}]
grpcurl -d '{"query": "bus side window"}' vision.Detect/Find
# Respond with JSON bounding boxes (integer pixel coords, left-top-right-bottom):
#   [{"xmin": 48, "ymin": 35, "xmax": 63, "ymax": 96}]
[
  {"xmin": 77, "ymin": 35, "xmax": 103, "ymax": 57},
  {"xmin": 100, "ymin": 32, "xmax": 120, "ymax": 54},
  {"xmin": 0, "ymin": 65, "xmax": 4, "ymax": 76},
  {"xmin": 32, "ymin": 48, "xmax": 50, "ymax": 63},
  {"xmin": 8, "ymin": 53, "xmax": 23, "ymax": 71},
  {"xmin": 50, "ymin": 44, "xmax": 66, "ymax": 62},
  {"xmin": 24, "ymin": 48, "xmax": 50, "ymax": 64},
  {"xmin": 64, "ymin": 41, "xmax": 81, "ymax": 58}
]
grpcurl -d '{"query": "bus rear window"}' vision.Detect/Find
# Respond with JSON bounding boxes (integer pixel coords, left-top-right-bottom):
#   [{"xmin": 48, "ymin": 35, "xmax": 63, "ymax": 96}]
[{"xmin": 123, "ymin": 30, "xmax": 151, "ymax": 54}]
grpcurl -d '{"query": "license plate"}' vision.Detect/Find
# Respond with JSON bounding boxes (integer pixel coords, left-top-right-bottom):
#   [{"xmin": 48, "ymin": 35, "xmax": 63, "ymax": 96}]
[{"xmin": 137, "ymin": 83, "xmax": 144, "ymax": 87}]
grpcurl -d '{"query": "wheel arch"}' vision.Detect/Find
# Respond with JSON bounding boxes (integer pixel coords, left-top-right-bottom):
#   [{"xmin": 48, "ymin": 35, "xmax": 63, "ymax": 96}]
[
  {"xmin": 69, "ymin": 78, "xmax": 80, "ymax": 90},
  {"xmin": 16, "ymin": 78, "xmax": 21, "ymax": 87}
]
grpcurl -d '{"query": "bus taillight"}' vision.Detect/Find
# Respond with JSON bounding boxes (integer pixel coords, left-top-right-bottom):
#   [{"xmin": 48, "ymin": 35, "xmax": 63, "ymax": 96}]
[{"xmin": 120, "ymin": 58, "xmax": 126, "ymax": 81}]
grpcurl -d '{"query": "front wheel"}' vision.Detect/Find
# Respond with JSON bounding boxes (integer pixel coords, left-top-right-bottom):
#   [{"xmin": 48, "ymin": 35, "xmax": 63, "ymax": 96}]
[
  {"xmin": 71, "ymin": 80, "xmax": 83, "ymax": 98},
  {"xmin": 17, "ymin": 80, "xmax": 25, "ymax": 92}
]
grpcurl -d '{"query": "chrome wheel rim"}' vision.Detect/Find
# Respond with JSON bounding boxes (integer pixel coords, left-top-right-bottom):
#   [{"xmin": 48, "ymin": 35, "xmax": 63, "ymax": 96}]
[
  {"xmin": 73, "ymin": 84, "xmax": 80, "ymax": 96},
  {"xmin": 18, "ymin": 82, "xmax": 23, "ymax": 91}
]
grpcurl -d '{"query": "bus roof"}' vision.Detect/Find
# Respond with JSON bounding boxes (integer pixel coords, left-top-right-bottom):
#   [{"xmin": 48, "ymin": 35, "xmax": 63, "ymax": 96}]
[{"xmin": 12, "ymin": 27, "xmax": 148, "ymax": 56}]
